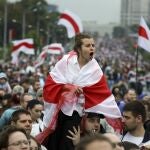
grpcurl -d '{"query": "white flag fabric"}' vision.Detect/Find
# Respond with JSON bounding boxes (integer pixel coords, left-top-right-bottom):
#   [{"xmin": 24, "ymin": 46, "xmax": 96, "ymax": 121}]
[
  {"xmin": 11, "ymin": 50, "xmax": 20, "ymax": 65},
  {"xmin": 58, "ymin": 10, "xmax": 83, "ymax": 38},
  {"xmin": 138, "ymin": 16, "xmax": 150, "ymax": 52},
  {"xmin": 34, "ymin": 43, "xmax": 64, "ymax": 68},
  {"xmin": 12, "ymin": 38, "xmax": 35, "ymax": 55},
  {"xmin": 44, "ymin": 43, "xmax": 64, "ymax": 55},
  {"xmin": 34, "ymin": 50, "xmax": 47, "ymax": 68}
]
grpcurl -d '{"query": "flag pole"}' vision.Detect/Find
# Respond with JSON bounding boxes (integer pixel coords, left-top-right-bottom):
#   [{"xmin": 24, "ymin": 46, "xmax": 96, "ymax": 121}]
[{"xmin": 135, "ymin": 46, "xmax": 138, "ymax": 93}]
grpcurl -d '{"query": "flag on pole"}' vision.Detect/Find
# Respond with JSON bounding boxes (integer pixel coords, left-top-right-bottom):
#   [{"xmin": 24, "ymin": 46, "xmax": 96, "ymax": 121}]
[
  {"xmin": 58, "ymin": 10, "xmax": 83, "ymax": 38},
  {"xmin": 12, "ymin": 38, "xmax": 35, "ymax": 55},
  {"xmin": 34, "ymin": 43, "xmax": 64, "ymax": 68},
  {"xmin": 34, "ymin": 49, "xmax": 47, "ymax": 68},
  {"xmin": 138, "ymin": 16, "xmax": 150, "ymax": 52},
  {"xmin": 43, "ymin": 43, "xmax": 64, "ymax": 55}
]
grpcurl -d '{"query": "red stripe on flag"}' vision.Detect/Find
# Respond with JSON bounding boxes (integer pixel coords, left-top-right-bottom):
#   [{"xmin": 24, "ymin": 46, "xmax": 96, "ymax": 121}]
[
  {"xmin": 83, "ymin": 75, "xmax": 111, "ymax": 109},
  {"xmin": 48, "ymin": 47, "xmax": 61, "ymax": 51},
  {"xmin": 12, "ymin": 42, "xmax": 34, "ymax": 52},
  {"xmin": 138, "ymin": 26, "xmax": 149, "ymax": 40},
  {"xmin": 60, "ymin": 13, "xmax": 80, "ymax": 34}
]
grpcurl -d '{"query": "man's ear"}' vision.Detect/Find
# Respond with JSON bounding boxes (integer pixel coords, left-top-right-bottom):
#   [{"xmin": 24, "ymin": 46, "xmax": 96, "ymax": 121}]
[{"xmin": 136, "ymin": 115, "xmax": 142, "ymax": 123}]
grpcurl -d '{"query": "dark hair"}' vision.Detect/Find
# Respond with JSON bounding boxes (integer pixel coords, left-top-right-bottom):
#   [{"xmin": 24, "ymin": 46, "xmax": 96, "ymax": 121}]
[
  {"xmin": 27, "ymin": 99, "xmax": 43, "ymax": 110},
  {"xmin": 3, "ymin": 94, "xmax": 12, "ymax": 100},
  {"xmin": 74, "ymin": 33, "xmax": 92, "ymax": 56},
  {"xmin": 11, "ymin": 109, "xmax": 31, "ymax": 123},
  {"xmin": 123, "ymin": 101, "xmax": 146, "ymax": 122},
  {"xmin": 86, "ymin": 112, "xmax": 105, "ymax": 119},
  {"xmin": 0, "ymin": 125, "xmax": 28, "ymax": 149},
  {"xmin": 75, "ymin": 134, "xmax": 113, "ymax": 150}
]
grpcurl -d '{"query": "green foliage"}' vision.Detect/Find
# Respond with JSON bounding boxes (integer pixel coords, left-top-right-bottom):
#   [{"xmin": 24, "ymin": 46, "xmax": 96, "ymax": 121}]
[{"xmin": 0, "ymin": 0, "xmax": 70, "ymax": 60}]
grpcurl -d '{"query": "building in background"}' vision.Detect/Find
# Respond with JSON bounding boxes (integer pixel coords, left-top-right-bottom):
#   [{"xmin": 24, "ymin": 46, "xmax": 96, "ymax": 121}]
[
  {"xmin": 83, "ymin": 21, "xmax": 119, "ymax": 36},
  {"xmin": 120, "ymin": 0, "xmax": 150, "ymax": 26}
]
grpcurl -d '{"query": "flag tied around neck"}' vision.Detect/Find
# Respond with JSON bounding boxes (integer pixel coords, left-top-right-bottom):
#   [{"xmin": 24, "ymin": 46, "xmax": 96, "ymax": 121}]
[
  {"xmin": 36, "ymin": 52, "xmax": 121, "ymax": 143},
  {"xmin": 58, "ymin": 10, "xmax": 83, "ymax": 38},
  {"xmin": 138, "ymin": 16, "xmax": 150, "ymax": 52}
]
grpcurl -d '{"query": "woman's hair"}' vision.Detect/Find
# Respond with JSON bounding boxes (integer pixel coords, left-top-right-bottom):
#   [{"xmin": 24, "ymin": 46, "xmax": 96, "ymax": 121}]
[
  {"xmin": 0, "ymin": 125, "xmax": 28, "ymax": 149},
  {"xmin": 26, "ymin": 99, "xmax": 43, "ymax": 110},
  {"xmin": 74, "ymin": 33, "xmax": 92, "ymax": 55}
]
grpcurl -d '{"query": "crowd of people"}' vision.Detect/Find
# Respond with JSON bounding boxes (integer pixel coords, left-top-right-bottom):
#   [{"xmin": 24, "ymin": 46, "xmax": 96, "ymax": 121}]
[{"xmin": 0, "ymin": 33, "xmax": 149, "ymax": 150}]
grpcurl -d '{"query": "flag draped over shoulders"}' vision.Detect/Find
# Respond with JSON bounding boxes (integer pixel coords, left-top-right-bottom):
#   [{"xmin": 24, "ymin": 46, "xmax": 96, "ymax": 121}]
[{"xmin": 36, "ymin": 51, "xmax": 121, "ymax": 143}]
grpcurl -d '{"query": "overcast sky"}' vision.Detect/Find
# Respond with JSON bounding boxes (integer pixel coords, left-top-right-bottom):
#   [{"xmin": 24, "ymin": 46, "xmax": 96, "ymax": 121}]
[{"xmin": 9, "ymin": 0, "xmax": 121, "ymax": 25}]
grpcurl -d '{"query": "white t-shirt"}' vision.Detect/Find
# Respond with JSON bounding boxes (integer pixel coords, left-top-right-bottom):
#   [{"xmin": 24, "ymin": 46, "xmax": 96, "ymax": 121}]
[{"xmin": 122, "ymin": 132, "xmax": 144, "ymax": 146}]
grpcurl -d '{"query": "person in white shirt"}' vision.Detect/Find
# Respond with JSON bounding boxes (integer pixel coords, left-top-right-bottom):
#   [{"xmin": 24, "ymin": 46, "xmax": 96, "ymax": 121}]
[
  {"xmin": 121, "ymin": 101, "xmax": 150, "ymax": 147},
  {"xmin": 27, "ymin": 99, "xmax": 44, "ymax": 136}
]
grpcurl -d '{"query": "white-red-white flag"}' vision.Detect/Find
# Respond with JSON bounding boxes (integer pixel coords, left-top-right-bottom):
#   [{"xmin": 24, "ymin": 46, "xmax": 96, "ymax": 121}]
[
  {"xmin": 138, "ymin": 16, "xmax": 150, "ymax": 52},
  {"xmin": 45, "ymin": 43, "xmax": 64, "ymax": 55},
  {"xmin": 58, "ymin": 10, "xmax": 83, "ymax": 38},
  {"xmin": 34, "ymin": 49, "xmax": 47, "ymax": 68},
  {"xmin": 12, "ymin": 38, "xmax": 35, "ymax": 55},
  {"xmin": 36, "ymin": 51, "xmax": 121, "ymax": 143}
]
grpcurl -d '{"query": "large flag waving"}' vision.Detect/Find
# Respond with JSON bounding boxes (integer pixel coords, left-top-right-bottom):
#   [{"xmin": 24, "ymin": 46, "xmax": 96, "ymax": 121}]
[
  {"xmin": 11, "ymin": 38, "xmax": 35, "ymax": 65},
  {"xmin": 12, "ymin": 38, "xmax": 35, "ymax": 54},
  {"xmin": 138, "ymin": 16, "xmax": 150, "ymax": 52},
  {"xmin": 34, "ymin": 43, "xmax": 64, "ymax": 68},
  {"xmin": 58, "ymin": 10, "xmax": 83, "ymax": 38},
  {"xmin": 46, "ymin": 43, "xmax": 64, "ymax": 54}
]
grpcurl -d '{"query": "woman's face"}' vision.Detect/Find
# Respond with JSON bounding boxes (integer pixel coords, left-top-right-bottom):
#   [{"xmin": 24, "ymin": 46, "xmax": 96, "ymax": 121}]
[
  {"xmin": 78, "ymin": 38, "xmax": 95, "ymax": 64},
  {"xmin": 7, "ymin": 131, "xmax": 29, "ymax": 150}
]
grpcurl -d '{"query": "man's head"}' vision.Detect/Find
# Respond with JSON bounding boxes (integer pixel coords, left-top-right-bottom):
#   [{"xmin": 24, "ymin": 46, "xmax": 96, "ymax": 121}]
[
  {"xmin": 82, "ymin": 112, "xmax": 104, "ymax": 135},
  {"xmin": 74, "ymin": 33, "xmax": 95, "ymax": 62},
  {"xmin": 104, "ymin": 133, "xmax": 124, "ymax": 150},
  {"xmin": 11, "ymin": 109, "xmax": 32, "ymax": 135},
  {"xmin": 20, "ymin": 93, "xmax": 33, "ymax": 109},
  {"xmin": 125, "ymin": 89, "xmax": 137, "ymax": 102},
  {"xmin": 33, "ymin": 79, "xmax": 41, "ymax": 93},
  {"xmin": 75, "ymin": 134, "xmax": 114, "ymax": 150},
  {"xmin": 0, "ymin": 72, "xmax": 7, "ymax": 84},
  {"xmin": 122, "ymin": 101, "xmax": 146, "ymax": 132},
  {"xmin": 36, "ymin": 88, "xmax": 44, "ymax": 102}
]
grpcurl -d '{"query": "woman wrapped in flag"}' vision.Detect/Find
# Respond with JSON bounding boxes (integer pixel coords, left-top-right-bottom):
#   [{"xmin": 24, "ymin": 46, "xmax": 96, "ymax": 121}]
[{"xmin": 36, "ymin": 33, "xmax": 121, "ymax": 150}]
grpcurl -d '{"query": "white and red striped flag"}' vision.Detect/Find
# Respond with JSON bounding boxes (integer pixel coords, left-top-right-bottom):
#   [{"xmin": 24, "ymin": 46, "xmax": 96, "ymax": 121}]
[
  {"xmin": 12, "ymin": 38, "xmax": 35, "ymax": 55},
  {"xmin": 36, "ymin": 51, "xmax": 121, "ymax": 143},
  {"xmin": 58, "ymin": 10, "xmax": 83, "ymax": 38},
  {"xmin": 45, "ymin": 43, "xmax": 64, "ymax": 55},
  {"xmin": 138, "ymin": 16, "xmax": 150, "ymax": 52},
  {"xmin": 34, "ymin": 49, "xmax": 47, "ymax": 68}
]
